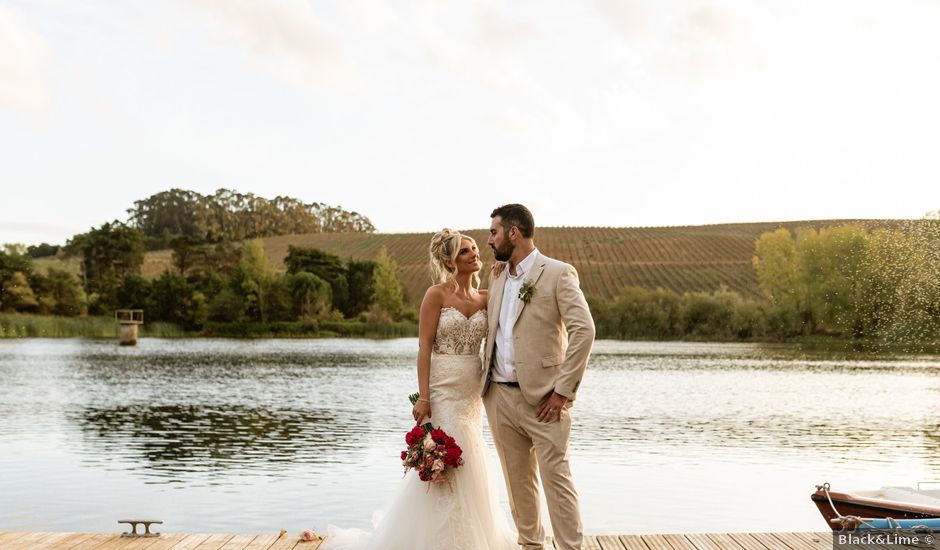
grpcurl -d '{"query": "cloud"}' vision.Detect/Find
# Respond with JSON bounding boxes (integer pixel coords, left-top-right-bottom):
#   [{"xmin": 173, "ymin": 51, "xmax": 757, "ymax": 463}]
[
  {"xmin": 595, "ymin": 0, "xmax": 768, "ymax": 80},
  {"xmin": 187, "ymin": 0, "xmax": 346, "ymax": 83},
  {"xmin": 0, "ymin": 4, "xmax": 49, "ymax": 111}
]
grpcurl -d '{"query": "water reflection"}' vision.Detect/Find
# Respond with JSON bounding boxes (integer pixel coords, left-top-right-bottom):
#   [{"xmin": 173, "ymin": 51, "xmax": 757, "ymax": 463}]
[{"xmin": 70, "ymin": 404, "xmax": 344, "ymax": 476}]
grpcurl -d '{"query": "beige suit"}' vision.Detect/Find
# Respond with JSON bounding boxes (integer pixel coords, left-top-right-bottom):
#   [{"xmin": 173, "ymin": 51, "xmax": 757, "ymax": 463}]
[{"xmin": 482, "ymin": 252, "xmax": 595, "ymax": 550}]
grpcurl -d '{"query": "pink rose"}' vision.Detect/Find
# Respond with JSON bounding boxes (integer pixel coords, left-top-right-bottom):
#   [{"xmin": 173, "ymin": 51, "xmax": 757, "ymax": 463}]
[
  {"xmin": 300, "ymin": 529, "xmax": 318, "ymax": 542},
  {"xmin": 422, "ymin": 434, "xmax": 437, "ymax": 452}
]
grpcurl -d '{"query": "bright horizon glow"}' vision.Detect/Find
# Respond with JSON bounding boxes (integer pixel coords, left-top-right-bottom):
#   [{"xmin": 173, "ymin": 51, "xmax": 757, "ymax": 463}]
[{"xmin": 2, "ymin": 0, "xmax": 940, "ymax": 246}]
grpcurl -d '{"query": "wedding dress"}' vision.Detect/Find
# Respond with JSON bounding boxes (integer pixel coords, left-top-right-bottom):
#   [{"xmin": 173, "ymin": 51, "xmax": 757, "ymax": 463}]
[{"xmin": 321, "ymin": 307, "xmax": 519, "ymax": 550}]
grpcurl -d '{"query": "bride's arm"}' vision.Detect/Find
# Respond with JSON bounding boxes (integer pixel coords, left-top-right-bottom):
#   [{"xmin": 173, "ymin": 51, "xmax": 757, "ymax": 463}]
[{"xmin": 413, "ymin": 286, "xmax": 443, "ymax": 424}]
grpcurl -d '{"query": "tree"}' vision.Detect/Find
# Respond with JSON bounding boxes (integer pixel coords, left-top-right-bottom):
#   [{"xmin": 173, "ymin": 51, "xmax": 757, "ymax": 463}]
[
  {"xmin": 3, "ymin": 243, "xmax": 27, "ymax": 256},
  {"xmin": 170, "ymin": 235, "xmax": 199, "ymax": 275},
  {"xmin": 126, "ymin": 188, "xmax": 205, "ymax": 243},
  {"xmin": 26, "ymin": 243, "xmax": 60, "ymax": 258},
  {"xmin": 45, "ymin": 269, "xmax": 86, "ymax": 316},
  {"xmin": 284, "ymin": 246, "xmax": 349, "ymax": 313},
  {"xmin": 1, "ymin": 271, "xmax": 38, "ymax": 312},
  {"xmin": 343, "ymin": 259, "xmax": 377, "ymax": 317},
  {"xmin": 234, "ymin": 239, "xmax": 274, "ymax": 322},
  {"xmin": 753, "ymin": 229, "xmax": 800, "ymax": 310},
  {"xmin": 287, "ymin": 272, "xmax": 332, "ymax": 319},
  {"xmin": 372, "ymin": 246, "xmax": 404, "ymax": 320},
  {"xmin": 64, "ymin": 221, "xmax": 145, "ymax": 295}
]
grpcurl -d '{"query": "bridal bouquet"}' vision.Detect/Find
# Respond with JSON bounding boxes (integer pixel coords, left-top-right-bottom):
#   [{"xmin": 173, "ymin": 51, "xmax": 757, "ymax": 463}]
[{"xmin": 402, "ymin": 393, "xmax": 464, "ymax": 483}]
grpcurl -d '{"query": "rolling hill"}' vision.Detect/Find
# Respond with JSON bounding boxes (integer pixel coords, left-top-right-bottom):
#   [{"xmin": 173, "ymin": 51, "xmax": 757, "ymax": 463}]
[{"xmin": 129, "ymin": 219, "xmax": 910, "ymax": 306}]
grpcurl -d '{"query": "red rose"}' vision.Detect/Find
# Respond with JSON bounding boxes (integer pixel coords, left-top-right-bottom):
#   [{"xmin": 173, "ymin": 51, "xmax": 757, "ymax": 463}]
[
  {"xmin": 430, "ymin": 429, "xmax": 447, "ymax": 444},
  {"xmin": 443, "ymin": 447, "xmax": 462, "ymax": 466},
  {"xmin": 401, "ymin": 450, "xmax": 407, "ymax": 460},
  {"xmin": 405, "ymin": 426, "xmax": 425, "ymax": 447}
]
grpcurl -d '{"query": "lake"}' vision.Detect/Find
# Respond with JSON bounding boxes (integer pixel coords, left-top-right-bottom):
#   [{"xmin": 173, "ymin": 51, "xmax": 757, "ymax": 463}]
[{"xmin": 1, "ymin": 338, "xmax": 938, "ymax": 536}]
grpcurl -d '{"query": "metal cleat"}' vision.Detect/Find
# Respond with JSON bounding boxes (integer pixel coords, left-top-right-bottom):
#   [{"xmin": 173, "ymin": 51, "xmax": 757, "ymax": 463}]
[{"xmin": 118, "ymin": 519, "xmax": 163, "ymax": 537}]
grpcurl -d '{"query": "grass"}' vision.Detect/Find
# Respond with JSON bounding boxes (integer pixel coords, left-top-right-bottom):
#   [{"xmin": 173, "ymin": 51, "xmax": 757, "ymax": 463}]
[{"xmin": 0, "ymin": 313, "xmax": 185, "ymax": 338}]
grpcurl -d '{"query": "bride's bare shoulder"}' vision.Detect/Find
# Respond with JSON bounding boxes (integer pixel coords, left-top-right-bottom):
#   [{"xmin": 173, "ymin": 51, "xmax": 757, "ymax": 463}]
[{"xmin": 422, "ymin": 284, "xmax": 447, "ymax": 304}]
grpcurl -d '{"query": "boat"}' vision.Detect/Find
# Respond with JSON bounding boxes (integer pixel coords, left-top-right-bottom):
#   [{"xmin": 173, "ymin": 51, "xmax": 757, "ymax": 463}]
[{"xmin": 813, "ymin": 482, "xmax": 940, "ymax": 530}]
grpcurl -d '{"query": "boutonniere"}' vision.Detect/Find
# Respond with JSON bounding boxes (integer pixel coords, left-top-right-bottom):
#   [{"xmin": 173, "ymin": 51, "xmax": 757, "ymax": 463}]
[{"xmin": 519, "ymin": 280, "xmax": 536, "ymax": 304}]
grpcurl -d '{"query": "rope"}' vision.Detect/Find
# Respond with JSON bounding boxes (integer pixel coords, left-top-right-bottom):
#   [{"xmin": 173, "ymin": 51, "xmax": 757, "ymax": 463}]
[{"xmin": 816, "ymin": 482, "xmax": 844, "ymax": 520}]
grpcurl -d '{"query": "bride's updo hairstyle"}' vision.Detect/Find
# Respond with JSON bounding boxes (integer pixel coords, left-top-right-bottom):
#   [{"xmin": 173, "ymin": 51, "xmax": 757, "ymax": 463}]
[{"xmin": 429, "ymin": 228, "xmax": 480, "ymax": 289}]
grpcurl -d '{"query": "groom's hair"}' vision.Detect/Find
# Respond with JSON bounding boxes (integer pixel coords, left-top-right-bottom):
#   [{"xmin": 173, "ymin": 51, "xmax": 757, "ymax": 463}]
[{"xmin": 490, "ymin": 204, "xmax": 534, "ymax": 239}]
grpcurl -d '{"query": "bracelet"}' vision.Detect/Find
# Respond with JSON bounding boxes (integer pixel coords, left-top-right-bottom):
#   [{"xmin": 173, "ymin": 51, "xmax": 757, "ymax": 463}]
[{"xmin": 416, "ymin": 398, "xmax": 430, "ymax": 404}]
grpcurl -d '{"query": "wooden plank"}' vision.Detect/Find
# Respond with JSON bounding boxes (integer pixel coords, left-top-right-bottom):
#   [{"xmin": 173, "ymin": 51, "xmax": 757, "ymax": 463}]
[
  {"xmin": 68, "ymin": 533, "xmax": 123, "ymax": 550},
  {"xmin": 241, "ymin": 534, "xmax": 281, "ymax": 550},
  {"xmin": 265, "ymin": 534, "xmax": 301, "ymax": 550},
  {"xmin": 218, "ymin": 534, "xmax": 260, "ymax": 550},
  {"xmin": 617, "ymin": 535, "xmax": 649, "ymax": 550},
  {"xmin": 582, "ymin": 534, "xmax": 604, "ymax": 550},
  {"xmin": 120, "ymin": 536, "xmax": 165, "ymax": 550},
  {"xmin": 764, "ymin": 532, "xmax": 816, "ymax": 550},
  {"xmin": 727, "ymin": 533, "xmax": 773, "ymax": 550},
  {"xmin": 25, "ymin": 532, "xmax": 78, "ymax": 549},
  {"xmin": 90, "ymin": 533, "xmax": 147, "ymax": 550},
  {"xmin": 0, "ymin": 532, "xmax": 31, "ymax": 545},
  {"xmin": 126, "ymin": 533, "xmax": 190, "ymax": 550},
  {"xmin": 641, "ymin": 534, "xmax": 674, "ymax": 550},
  {"xmin": 151, "ymin": 533, "xmax": 213, "ymax": 550},
  {"xmin": 54, "ymin": 532, "xmax": 101, "ymax": 549},
  {"xmin": 684, "ymin": 533, "xmax": 724, "ymax": 550},
  {"xmin": 704, "ymin": 533, "xmax": 747, "ymax": 550},
  {"xmin": 662, "ymin": 534, "xmax": 701, "ymax": 550},
  {"xmin": 791, "ymin": 532, "xmax": 832, "ymax": 550},
  {"xmin": 193, "ymin": 534, "xmax": 236, "ymax": 549},
  {"xmin": 597, "ymin": 535, "xmax": 626, "ymax": 550},
  {"xmin": 6, "ymin": 532, "xmax": 63, "ymax": 550}
]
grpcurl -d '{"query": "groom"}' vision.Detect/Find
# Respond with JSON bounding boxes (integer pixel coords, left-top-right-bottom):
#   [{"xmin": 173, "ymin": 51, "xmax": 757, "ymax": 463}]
[{"xmin": 482, "ymin": 204, "xmax": 595, "ymax": 550}]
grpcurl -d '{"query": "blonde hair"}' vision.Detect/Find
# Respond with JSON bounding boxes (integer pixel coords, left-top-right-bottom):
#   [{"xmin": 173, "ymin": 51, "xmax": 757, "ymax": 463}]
[{"xmin": 429, "ymin": 229, "xmax": 480, "ymax": 288}]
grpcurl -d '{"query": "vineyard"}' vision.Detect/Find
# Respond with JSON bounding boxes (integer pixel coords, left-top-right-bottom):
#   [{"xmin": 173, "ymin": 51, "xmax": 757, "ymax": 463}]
[{"xmin": 129, "ymin": 219, "xmax": 907, "ymax": 306}]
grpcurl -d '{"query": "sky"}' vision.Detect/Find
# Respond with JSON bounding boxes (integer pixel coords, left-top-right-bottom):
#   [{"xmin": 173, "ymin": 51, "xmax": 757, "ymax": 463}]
[{"xmin": 2, "ymin": 0, "xmax": 940, "ymax": 246}]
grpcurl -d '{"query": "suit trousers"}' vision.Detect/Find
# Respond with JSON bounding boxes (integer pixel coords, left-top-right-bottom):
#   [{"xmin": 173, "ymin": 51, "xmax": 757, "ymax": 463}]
[{"xmin": 484, "ymin": 382, "xmax": 583, "ymax": 550}]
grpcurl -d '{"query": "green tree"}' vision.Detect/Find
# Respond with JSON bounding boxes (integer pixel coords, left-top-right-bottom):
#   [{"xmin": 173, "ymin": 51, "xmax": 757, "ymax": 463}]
[
  {"xmin": 29, "ymin": 268, "xmax": 87, "ymax": 316},
  {"xmin": 1, "ymin": 271, "xmax": 38, "ymax": 312},
  {"xmin": 235, "ymin": 239, "xmax": 274, "ymax": 322},
  {"xmin": 287, "ymin": 271, "xmax": 332, "ymax": 320},
  {"xmin": 372, "ymin": 246, "xmax": 404, "ymax": 320},
  {"xmin": 284, "ymin": 246, "xmax": 349, "ymax": 313},
  {"xmin": 126, "ymin": 188, "xmax": 205, "ymax": 244},
  {"xmin": 45, "ymin": 269, "xmax": 87, "ymax": 316},
  {"xmin": 65, "ymin": 221, "xmax": 145, "ymax": 297},
  {"xmin": 148, "ymin": 271, "xmax": 206, "ymax": 328},
  {"xmin": 170, "ymin": 235, "xmax": 200, "ymax": 275},
  {"xmin": 26, "ymin": 243, "xmax": 60, "ymax": 258},
  {"xmin": 208, "ymin": 285, "xmax": 245, "ymax": 322},
  {"xmin": 343, "ymin": 259, "xmax": 377, "ymax": 317}
]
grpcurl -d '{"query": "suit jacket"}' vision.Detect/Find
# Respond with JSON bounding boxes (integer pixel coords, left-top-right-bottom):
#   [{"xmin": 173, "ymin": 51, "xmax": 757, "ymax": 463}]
[{"xmin": 482, "ymin": 251, "xmax": 595, "ymax": 407}]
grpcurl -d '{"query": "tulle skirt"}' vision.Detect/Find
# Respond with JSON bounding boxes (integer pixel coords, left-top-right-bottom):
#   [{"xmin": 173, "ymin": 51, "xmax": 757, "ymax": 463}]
[{"xmin": 321, "ymin": 353, "xmax": 518, "ymax": 550}]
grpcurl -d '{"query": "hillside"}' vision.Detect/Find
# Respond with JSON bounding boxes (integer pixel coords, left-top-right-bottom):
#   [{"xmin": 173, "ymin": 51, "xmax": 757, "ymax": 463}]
[{"xmin": 127, "ymin": 219, "xmax": 910, "ymax": 306}]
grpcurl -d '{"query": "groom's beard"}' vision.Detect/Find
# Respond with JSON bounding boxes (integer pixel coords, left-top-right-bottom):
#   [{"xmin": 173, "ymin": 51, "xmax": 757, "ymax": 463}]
[{"xmin": 492, "ymin": 241, "xmax": 513, "ymax": 262}]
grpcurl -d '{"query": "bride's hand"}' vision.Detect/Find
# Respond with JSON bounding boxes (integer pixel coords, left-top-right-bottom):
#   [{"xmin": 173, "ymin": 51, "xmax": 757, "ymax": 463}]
[
  {"xmin": 491, "ymin": 261, "xmax": 506, "ymax": 278},
  {"xmin": 412, "ymin": 399, "xmax": 431, "ymax": 425}
]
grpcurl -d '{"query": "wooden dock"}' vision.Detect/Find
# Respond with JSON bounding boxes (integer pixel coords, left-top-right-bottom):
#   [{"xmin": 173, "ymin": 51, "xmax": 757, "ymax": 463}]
[{"xmin": 0, "ymin": 531, "xmax": 834, "ymax": 549}]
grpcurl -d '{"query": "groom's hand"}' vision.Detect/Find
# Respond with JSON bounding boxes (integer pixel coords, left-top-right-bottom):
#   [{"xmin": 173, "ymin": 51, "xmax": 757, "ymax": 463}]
[{"xmin": 536, "ymin": 392, "xmax": 568, "ymax": 423}]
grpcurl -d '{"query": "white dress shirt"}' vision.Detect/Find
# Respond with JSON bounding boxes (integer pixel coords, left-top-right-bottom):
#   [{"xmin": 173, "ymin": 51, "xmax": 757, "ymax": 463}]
[{"xmin": 491, "ymin": 248, "xmax": 539, "ymax": 383}]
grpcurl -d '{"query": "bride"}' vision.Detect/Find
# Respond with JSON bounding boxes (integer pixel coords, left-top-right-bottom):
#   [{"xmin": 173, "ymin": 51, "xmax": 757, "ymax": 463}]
[{"xmin": 321, "ymin": 229, "xmax": 518, "ymax": 550}]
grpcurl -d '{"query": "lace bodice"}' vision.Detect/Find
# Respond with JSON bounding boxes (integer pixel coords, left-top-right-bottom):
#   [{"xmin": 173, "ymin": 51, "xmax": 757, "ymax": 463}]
[{"xmin": 432, "ymin": 307, "xmax": 487, "ymax": 355}]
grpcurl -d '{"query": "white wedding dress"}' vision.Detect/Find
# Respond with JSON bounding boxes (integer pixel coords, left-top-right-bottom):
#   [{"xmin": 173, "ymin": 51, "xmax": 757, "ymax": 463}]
[{"xmin": 321, "ymin": 307, "xmax": 519, "ymax": 550}]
